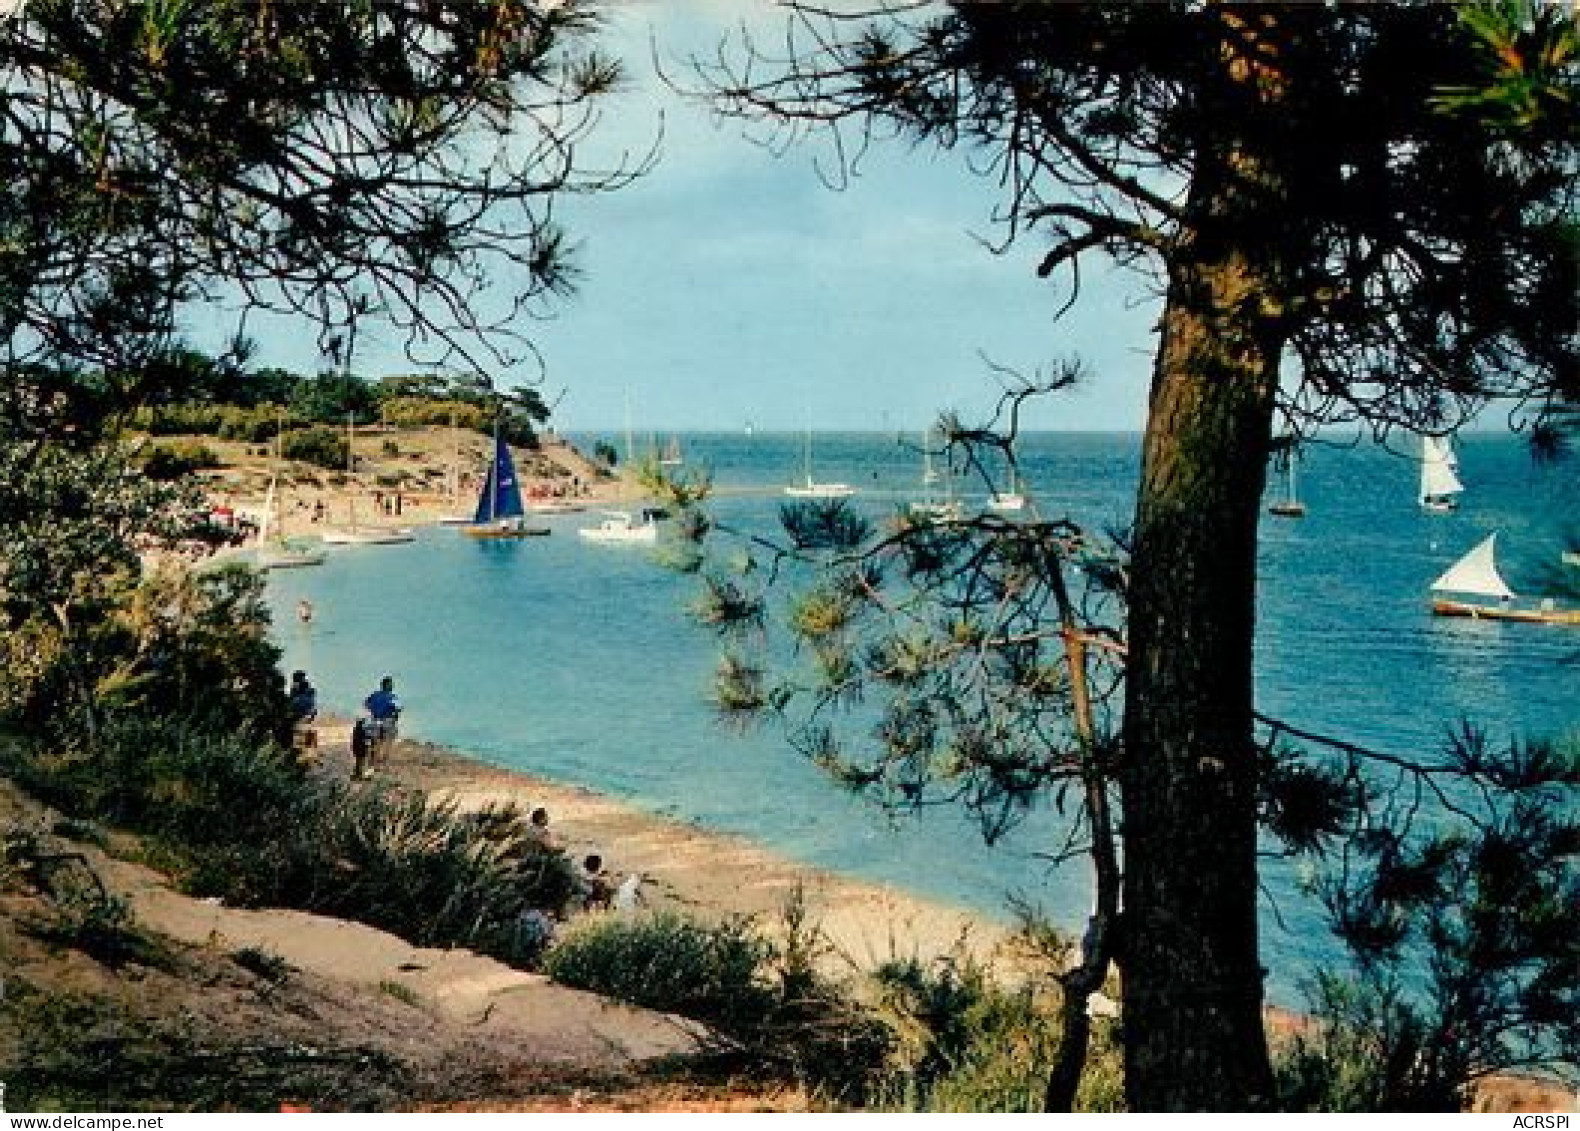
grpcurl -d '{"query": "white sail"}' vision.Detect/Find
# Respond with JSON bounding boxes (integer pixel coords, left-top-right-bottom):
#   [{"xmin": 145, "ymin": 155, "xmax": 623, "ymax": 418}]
[
  {"xmin": 1431, "ymin": 534, "xmax": 1516, "ymax": 600},
  {"xmin": 1420, "ymin": 434, "xmax": 1464, "ymax": 505}
]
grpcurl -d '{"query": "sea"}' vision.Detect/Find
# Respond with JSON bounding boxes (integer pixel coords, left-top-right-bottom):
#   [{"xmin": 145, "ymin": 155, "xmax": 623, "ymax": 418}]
[{"xmin": 264, "ymin": 431, "xmax": 1577, "ymax": 1007}]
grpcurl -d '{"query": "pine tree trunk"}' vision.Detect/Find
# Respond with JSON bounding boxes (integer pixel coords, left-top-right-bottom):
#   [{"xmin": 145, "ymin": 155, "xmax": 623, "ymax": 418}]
[{"xmin": 1118, "ymin": 247, "xmax": 1283, "ymax": 1110}]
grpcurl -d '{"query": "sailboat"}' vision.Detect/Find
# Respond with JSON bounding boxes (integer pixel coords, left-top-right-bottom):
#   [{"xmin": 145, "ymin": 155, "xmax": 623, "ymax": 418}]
[
  {"xmin": 912, "ymin": 429, "xmax": 961, "ymax": 521},
  {"xmin": 1419, "ymin": 434, "xmax": 1464, "ymax": 513},
  {"xmin": 659, "ymin": 436, "xmax": 684, "ymax": 467},
  {"xmin": 461, "ymin": 423, "xmax": 548, "ymax": 539},
  {"xmin": 437, "ymin": 411, "xmax": 474, "ymax": 525},
  {"xmin": 1430, "ymin": 533, "xmax": 1580, "ymax": 625},
  {"xmin": 1268, "ymin": 447, "xmax": 1306, "ymax": 518},
  {"xmin": 321, "ymin": 413, "xmax": 415, "ymax": 545},
  {"xmin": 784, "ymin": 426, "xmax": 855, "ymax": 498},
  {"xmin": 988, "ymin": 463, "xmax": 1027, "ymax": 514},
  {"xmin": 255, "ymin": 476, "xmax": 326, "ymax": 570}
]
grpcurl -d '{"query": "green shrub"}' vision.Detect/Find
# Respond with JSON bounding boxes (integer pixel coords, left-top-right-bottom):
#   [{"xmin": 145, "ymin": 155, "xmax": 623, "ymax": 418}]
[
  {"xmin": 546, "ymin": 910, "xmax": 776, "ymax": 1032},
  {"xmin": 8, "ymin": 719, "xmax": 301, "ymax": 849},
  {"xmin": 280, "ymin": 426, "xmax": 348, "ymax": 471},
  {"xmin": 194, "ymin": 791, "xmax": 577, "ymax": 969},
  {"xmin": 140, "ymin": 441, "xmax": 223, "ymax": 480},
  {"xmin": 864, "ymin": 953, "xmax": 1066, "ymax": 1112},
  {"xmin": 214, "ymin": 406, "xmax": 288, "ymax": 444},
  {"xmin": 375, "ymin": 396, "xmax": 487, "ymax": 430},
  {"xmin": 133, "ymin": 403, "xmax": 227, "ymax": 436}
]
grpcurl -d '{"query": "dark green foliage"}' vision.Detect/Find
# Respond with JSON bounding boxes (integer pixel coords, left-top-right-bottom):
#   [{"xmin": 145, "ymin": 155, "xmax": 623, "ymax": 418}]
[
  {"xmin": 5, "ymin": 728, "xmax": 577, "ymax": 971},
  {"xmin": 1275, "ymin": 728, "xmax": 1580, "ymax": 1110},
  {"xmin": 280, "ymin": 426, "xmax": 349, "ymax": 472},
  {"xmin": 14, "ymin": 719, "xmax": 300, "ymax": 850},
  {"xmin": 201, "ymin": 791, "xmax": 579, "ymax": 968},
  {"xmin": 138, "ymin": 441, "xmax": 223, "ymax": 480},
  {"xmin": 288, "ymin": 373, "xmax": 378, "ymax": 428},
  {"xmin": 5, "ymin": 976, "xmax": 410, "ymax": 1112},
  {"xmin": 546, "ymin": 911, "xmax": 776, "ymax": 1033},
  {"xmin": 867, "ymin": 954, "xmax": 1062, "ymax": 1112}
]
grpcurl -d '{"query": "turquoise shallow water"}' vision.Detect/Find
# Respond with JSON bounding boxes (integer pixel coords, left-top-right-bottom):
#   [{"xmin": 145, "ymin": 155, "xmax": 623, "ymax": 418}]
[{"xmin": 265, "ymin": 431, "xmax": 1577, "ymax": 1006}]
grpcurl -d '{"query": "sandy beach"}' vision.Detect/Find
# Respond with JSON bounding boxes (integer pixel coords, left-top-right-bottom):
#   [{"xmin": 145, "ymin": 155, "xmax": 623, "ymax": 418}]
[{"xmin": 317, "ymin": 718, "xmax": 1016, "ymax": 972}]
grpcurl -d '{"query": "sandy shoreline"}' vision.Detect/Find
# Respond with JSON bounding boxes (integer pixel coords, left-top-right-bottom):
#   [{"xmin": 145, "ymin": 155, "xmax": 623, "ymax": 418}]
[{"xmin": 311, "ymin": 718, "xmax": 1016, "ymax": 971}]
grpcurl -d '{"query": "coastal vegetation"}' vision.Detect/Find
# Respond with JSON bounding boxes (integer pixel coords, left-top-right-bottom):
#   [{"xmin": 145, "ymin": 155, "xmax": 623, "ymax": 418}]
[{"xmin": 0, "ymin": 0, "xmax": 1574, "ymax": 1114}]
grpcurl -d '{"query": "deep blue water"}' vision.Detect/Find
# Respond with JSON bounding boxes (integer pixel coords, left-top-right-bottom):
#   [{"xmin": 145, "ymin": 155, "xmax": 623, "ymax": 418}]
[{"xmin": 265, "ymin": 431, "xmax": 1577, "ymax": 1006}]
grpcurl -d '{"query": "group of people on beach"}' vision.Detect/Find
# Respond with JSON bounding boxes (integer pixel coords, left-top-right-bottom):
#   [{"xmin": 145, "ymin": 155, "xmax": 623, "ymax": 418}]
[
  {"xmin": 284, "ymin": 669, "xmax": 400, "ymax": 782},
  {"xmin": 522, "ymin": 805, "xmax": 642, "ymax": 915},
  {"xmin": 285, "ymin": 669, "xmax": 643, "ymax": 940}
]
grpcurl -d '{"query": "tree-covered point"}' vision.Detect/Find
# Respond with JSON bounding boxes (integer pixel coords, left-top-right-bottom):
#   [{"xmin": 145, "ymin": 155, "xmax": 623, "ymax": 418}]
[
  {"xmin": 1, "ymin": 0, "xmax": 638, "ymax": 445},
  {"xmin": 129, "ymin": 362, "xmax": 553, "ymax": 446}
]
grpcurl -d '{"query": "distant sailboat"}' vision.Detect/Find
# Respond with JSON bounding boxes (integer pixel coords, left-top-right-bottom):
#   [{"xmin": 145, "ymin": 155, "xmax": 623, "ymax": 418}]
[
  {"xmin": 912, "ymin": 428, "xmax": 961, "ymax": 520},
  {"xmin": 255, "ymin": 476, "xmax": 326, "ymax": 570},
  {"xmin": 659, "ymin": 436, "xmax": 684, "ymax": 467},
  {"xmin": 462, "ymin": 422, "xmax": 548, "ymax": 539},
  {"xmin": 785, "ymin": 425, "xmax": 855, "ymax": 498},
  {"xmin": 1268, "ymin": 445, "xmax": 1306, "ymax": 518},
  {"xmin": 321, "ymin": 413, "xmax": 415, "ymax": 545},
  {"xmin": 437, "ymin": 411, "xmax": 473, "ymax": 525},
  {"xmin": 1430, "ymin": 533, "xmax": 1580, "ymax": 625},
  {"xmin": 988, "ymin": 461, "xmax": 1027, "ymax": 514},
  {"xmin": 1419, "ymin": 434, "xmax": 1463, "ymax": 513}
]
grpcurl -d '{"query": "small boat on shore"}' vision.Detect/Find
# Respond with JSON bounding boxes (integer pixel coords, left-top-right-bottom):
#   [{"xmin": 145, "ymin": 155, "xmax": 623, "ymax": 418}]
[
  {"xmin": 527, "ymin": 498, "xmax": 587, "ymax": 515},
  {"xmin": 1430, "ymin": 533, "xmax": 1580, "ymax": 625},
  {"xmin": 462, "ymin": 425, "xmax": 549, "ymax": 539},
  {"xmin": 255, "ymin": 478, "xmax": 326, "ymax": 569},
  {"xmin": 578, "ymin": 508, "xmax": 662, "ymax": 544}
]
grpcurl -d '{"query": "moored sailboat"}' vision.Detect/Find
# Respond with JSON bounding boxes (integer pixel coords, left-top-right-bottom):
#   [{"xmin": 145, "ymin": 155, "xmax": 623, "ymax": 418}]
[
  {"xmin": 1429, "ymin": 533, "xmax": 1580, "ymax": 625},
  {"xmin": 1419, "ymin": 434, "xmax": 1463, "ymax": 513},
  {"xmin": 320, "ymin": 413, "xmax": 415, "ymax": 544},
  {"xmin": 785, "ymin": 426, "xmax": 855, "ymax": 498},
  {"xmin": 1268, "ymin": 445, "xmax": 1306, "ymax": 518},
  {"xmin": 462, "ymin": 423, "xmax": 548, "ymax": 539},
  {"xmin": 255, "ymin": 476, "xmax": 326, "ymax": 569}
]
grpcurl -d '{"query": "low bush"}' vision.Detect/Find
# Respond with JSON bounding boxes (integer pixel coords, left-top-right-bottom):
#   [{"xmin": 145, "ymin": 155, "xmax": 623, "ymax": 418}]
[
  {"xmin": 140, "ymin": 441, "xmax": 223, "ymax": 480},
  {"xmin": 209, "ymin": 791, "xmax": 578, "ymax": 968},
  {"xmin": 864, "ymin": 953, "xmax": 1067, "ymax": 1112},
  {"xmin": 546, "ymin": 911, "xmax": 776, "ymax": 1034},
  {"xmin": 3, "ymin": 727, "xmax": 576, "ymax": 972},
  {"xmin": 280, "ymin": 426, "xmax": 348, "ymax": 471}
]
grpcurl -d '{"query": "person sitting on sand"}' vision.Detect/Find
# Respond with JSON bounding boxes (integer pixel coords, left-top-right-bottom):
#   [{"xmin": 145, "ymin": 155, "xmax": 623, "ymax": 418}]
[
  {"xmin": 577, "ymin": 854, "xmax": 614, "ymax": 912},
  {"xmin": 526, "ymin": 806, "xmax": 562, "ymax": 851},
  {"xmin": 611, "ymin": 872, "xmax": 645, "ymax": 914}
]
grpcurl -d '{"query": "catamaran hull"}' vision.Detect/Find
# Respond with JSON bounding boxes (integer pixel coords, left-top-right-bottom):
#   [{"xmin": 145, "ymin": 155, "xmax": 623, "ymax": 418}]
[
  {"xmin": 462, "ymin": 525, "xmax": 549, "ymax": 539},
  {"xmin": 1431, "ymin": 598, "xmax": 1580, "ymax": 626}
]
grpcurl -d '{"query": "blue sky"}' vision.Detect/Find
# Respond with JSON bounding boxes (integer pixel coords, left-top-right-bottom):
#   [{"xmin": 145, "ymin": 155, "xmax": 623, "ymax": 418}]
[{"xmin": 225, "ymin": 3, "xmax": 1163, "ymax": 433}]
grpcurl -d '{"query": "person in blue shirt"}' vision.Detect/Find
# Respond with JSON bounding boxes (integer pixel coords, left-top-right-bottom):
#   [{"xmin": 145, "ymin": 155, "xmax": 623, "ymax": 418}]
[{"xmin": 362, "ymin": 676, "xmax": 402, "ymax": 772}]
